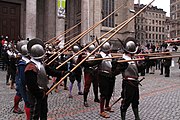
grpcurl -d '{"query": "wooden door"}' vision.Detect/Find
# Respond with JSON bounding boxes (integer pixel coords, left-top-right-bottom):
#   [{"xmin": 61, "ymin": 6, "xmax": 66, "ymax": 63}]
[{"xmin": 0, "ymin": 1, "xmax": 20, "ymax": 41}]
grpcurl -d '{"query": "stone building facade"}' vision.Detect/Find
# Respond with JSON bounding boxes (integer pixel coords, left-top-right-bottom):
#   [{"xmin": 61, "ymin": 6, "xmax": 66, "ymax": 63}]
[
  {"xmin": 0, "ymin": 0, "xmax": 135, "ymax": 49},
  {"xmin": 134, "ymin": 4, "xmax": 167, "ymax": 45},
  {"xmin": 170, "ymin": 0, "xmax": 180, "ymax": 38}
]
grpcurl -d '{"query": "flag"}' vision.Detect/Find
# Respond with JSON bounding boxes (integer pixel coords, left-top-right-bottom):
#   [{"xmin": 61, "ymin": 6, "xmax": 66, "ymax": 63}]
[{"xmin": 57, "ymin": 0, "xmax": 66, "ymax": 18}]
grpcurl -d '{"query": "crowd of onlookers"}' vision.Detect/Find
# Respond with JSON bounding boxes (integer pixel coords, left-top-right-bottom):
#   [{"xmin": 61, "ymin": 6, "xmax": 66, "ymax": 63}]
[
  {"xmin": 0, "ymin": 35, "xmax": 19, "ymax": 89},
  {"xmin": 137, "ymin": 42, "xmax": 179, "ymax": 77}
]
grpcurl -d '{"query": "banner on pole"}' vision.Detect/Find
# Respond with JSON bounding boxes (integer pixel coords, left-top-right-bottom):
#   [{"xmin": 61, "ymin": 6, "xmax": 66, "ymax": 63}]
[{"xmin": 57, "ymin": 0, "xmax": 66, "ymax": 18}]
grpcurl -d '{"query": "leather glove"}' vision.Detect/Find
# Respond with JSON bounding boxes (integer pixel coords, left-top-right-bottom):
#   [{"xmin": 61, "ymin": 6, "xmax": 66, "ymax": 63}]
[
  {"xmin": 112, "ymin": 58, "xmax": 129, "ymax": 76},
  {"xmin": 117, "ymin": 58, "xmax": 129, "ymax": 72},
  {"xmin": 144, "ymin": 56, "xmax": 150, "ymax": 63}
]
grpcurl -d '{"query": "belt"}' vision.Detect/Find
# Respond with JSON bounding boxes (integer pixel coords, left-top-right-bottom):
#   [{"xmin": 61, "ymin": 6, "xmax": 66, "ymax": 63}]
[
  {"xmin": 101, "ymin": 70, "xmax": 111, "ymax": 74},
  {"xmin": 123, "ymin": 77, "xmax": 138, "ymax": 81},
  {"xmin": 39, "ymin": 86, "xmax": 44, "ymax": 90}
]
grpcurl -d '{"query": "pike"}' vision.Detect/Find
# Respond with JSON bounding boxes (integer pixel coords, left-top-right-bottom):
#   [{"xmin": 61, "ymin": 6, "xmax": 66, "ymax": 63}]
[
  {"xmin": 56, "ymin": 19, "xmax": 129, "ymax": 69},
  {"xmin": 45, "ymin": 19, "xmax": 85, "ymax": 44},
  {"xmin": 117, "ymin": 55, "xmax": 180, "ymax": 63},
  {"xmin": 46, "ymin": 4, "xmax": 124, "ymax": 65},
  {"xmin": 86, "ymin": 52, "xmax": 171, "ymax": 62},
  {"xmin": 46, "ymin": 0, "xmax": 156, "ymax": 95}
]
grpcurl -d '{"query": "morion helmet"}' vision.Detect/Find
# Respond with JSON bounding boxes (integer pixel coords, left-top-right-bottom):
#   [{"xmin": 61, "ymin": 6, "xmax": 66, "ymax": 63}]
[
  {"xmin": 122, "ymin": 37, "xmax": 139, "ymax": 54},
  {"xmin": 17, "ymin": 40, "xmax": 28, "ymax": 56},
  {"xmin": 72, "ymin": 45, "xmax": 80, "ymax": 53},
  {"xmin": 88, "ymin": 44, "xmax": 95, "ymax": 52},
  {"xmin": 27, "ymin": 38, "xmax": 45, "ymax": 59},
  {"xmin": 101, "ymin": 42, "xmax": 111, "ymax": 52}
]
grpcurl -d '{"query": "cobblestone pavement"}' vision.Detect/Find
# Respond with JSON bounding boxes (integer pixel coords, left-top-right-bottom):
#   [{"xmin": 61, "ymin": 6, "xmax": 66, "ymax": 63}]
[{"xmin": 0, "ymin": 58, "xmax": 180, "ymax": 120}]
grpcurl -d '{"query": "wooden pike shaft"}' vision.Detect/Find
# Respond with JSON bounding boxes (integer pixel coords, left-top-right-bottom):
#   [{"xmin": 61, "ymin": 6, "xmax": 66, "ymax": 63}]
[
  {"xmin": 56, "ymin": 19, "xmax": 129, "ymax": 69},
  {"xmin": 86, "ymin": 56, "xmax": 121, "ymax": 62},
  {"xmin": 111, "ymin": 52, "xmax": 170, "ymax": 56},
  {"xmin": 46, "ymin": 4, "xmax": 124, "ymax": 65},
  {"xmin": 86, "ymin": 52, "xmax": 171, "ymax": 61},
  {"xmin": 52, "ymin": 31, "xmax": 79, "ymax": 45},
  {"xmin": 117, "ymin": 55, "xmax": 180, "ymax": 63},
  {"xmin": 44, "ymin": 32, "xmax": 82, "ymax": 63},
  {"xmin": 46, "ymin": 0, "xmax": 155, "ymax": 95},
  {"xmin": 45, "ymin": 20, "xmax": 84, "ymax": 44}
]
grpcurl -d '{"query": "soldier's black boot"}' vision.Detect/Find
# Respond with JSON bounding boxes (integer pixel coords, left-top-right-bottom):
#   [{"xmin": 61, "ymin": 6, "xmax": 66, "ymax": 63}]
[
  {"xmin": 132, "ymin": 108, "xmax": 141, "ymax": 120},
  {"xmin": 121, "ymin": 111, "xmax": 126, "ymax": 120},
  {"xmin": 6, "ymin": 74, "xmax": 10, "ymax": 85},
  {"xmin": 83, "ymin": 92, "xmax": 89, "ymax": 107}
]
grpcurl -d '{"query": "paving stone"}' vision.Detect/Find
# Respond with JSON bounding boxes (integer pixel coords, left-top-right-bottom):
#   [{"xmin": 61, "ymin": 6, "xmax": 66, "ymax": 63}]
[{"xmin": 0, "ymin": 57, "xmax": 180, "ymax": 119}]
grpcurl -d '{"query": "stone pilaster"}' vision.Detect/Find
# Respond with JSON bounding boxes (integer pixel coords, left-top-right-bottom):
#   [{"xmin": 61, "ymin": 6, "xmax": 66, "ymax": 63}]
[
  {"xmin": 44, "ymin": 0, "xmax": 56, "ymax": 41},
  {"xmin": 92, "ymin": 0, "xmax": 101, "ymax": 40},
  {"xmin": 25, "ymin": 0, "xmax": 37, "ymax": 39},
  {"xmin": 81, "ymin": 0, "xmax": 90, "ymax": 46},
  {"xmin": 116, "ymin": 0, "xmax": 135, "ymax": 40}
]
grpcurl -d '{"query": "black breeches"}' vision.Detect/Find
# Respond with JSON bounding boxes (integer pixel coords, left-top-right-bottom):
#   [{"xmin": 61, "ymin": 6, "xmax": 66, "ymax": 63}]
[
  {"xmin": 99, "ymin": 73, "xmax": 115, "ymax": 100},
  {"xmin": 121, "ymin": 80, "xmax": 139, "ymax": 112},
  {"xmin": 27, "ymin": 92, "xmax": 48, "ymax": 120}
]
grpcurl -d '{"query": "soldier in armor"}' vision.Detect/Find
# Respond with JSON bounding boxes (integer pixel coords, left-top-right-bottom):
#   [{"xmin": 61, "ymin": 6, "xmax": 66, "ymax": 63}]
[
  {"xmin": 82, "ymin": 44, "xmax": 100, "ymax": 107},
  {"xmin": 68, "ymin": 45, "xmax": 84, "ymax": 98},
  {"xmin": 98, "ymin": 41, "xmax": 115, "ymax": 118},
  {"xmin": 25, "ymin": 38, "xmax": 64, "ymax": 119},
  {"xmin": 51, "ymin": 54, "xmax": 68, "ymax": 93},
  {"xmin": 12, "ymin": 40, "xmax": 31, "ymax": 119},
  {"xmin": 116, "ymin": 37, "xmax": 146, "ymax": 120},
  {"xmin": 6, "ymin": 44, "xmax": 17, "ymax": 89}
]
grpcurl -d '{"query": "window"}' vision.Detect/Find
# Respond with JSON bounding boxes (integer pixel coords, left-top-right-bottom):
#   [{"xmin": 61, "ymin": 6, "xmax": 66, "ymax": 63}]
[
  {"xmin": 149, "ymin": 34, "xmax": 151, "ymax": 39},
  {"xmin": 156, "ymin": 34, "xmax": 158, "ymax": 39},
  {"xmin": 159, "ymin": 34, "xmax": 161, "ymax": 39},
  {"xmin": 156, "ymin": 20, "xmax": 158, "ymax": 25},
  {"xmin": 159, "ymin": 27, "xmax": 161, "ymax": 32},
  {"xmin": 159, "ymin": 14, "xmax": 161, "ymax": 18},
  {"xmin": 159, "ymin": 21, "xmax": 161, "ymax": 25},
  {"xmin": 102, "ymin": 0, "xmax": 115, "ymax": 27},
  {"xmin": 152, "ymin": 20, "xmax": 154, "ymax": 24},
  {"xmin": 156, "ymin": 27, "xmax": 158, "ymax": 32},
  {"xmin": 149, "ymin": 26, "xmax": 151, "ymax": 31},
  {"xmin": 141, "ymin": 33, "xmax": 144, "ymax": 39},
  {"xmin": 146, "ymin": 33, "xmax": 148, "ymax": 39},
  {"xmin": 146, "ymin": 26, "xmax": 148, "ymax": 31},
  {"xmin": 152, "ymin": 26, "xmax": 155, "ymax": 31},
  {"xmin": 152, "ymin": 34, "xmax": 155, "ymax": 39},
  {"xmin": 162, "ymin": 27, "xmax": 165, "ymax": 32}
]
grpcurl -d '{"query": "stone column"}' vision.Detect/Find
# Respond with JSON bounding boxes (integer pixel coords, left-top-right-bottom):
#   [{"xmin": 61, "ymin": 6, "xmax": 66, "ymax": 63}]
[
  {"xmin": 88, "ymin": 0, "xmax": 101, "ymax": 42},
  {"xmin": 25, "ymin": 0, "xmax": 37, "ymax": 39},
  {"xmin": 44, "ymin": 0, "xmax": 56, "ymax": 41},
  {"xmin": 117, "ymin": 0, "xmax": 135, "ymax": 40},
  {"xmin": 81, "ymin": 0, "xmax": 90, "ymax": 46},
  {"xmin": 93, "ymin": 0, "xmax": 101, "ymax": 39}
]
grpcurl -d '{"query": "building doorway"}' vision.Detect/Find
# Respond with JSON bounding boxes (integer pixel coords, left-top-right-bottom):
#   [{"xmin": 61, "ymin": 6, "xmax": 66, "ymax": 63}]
[{"xmin": 0, "ymin": 1, "xmax": 21, "ymax": 41}]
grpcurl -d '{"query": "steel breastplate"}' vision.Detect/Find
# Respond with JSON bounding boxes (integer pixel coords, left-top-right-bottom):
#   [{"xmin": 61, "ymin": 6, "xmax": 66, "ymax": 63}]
[
  {"xmin": 100, "ymin": 52, "xmax": 112, "ymax": 73},
  {"xmin": 37, "ymin": 63, "xmax": 49, "ymax": 89},
  {"xmin": 122, "ymin": 63, "xmax": 139, "ymax": 78},
  {"xmin": 72, "ymin": 55, "xmax": 78, "ymax": 64}
]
